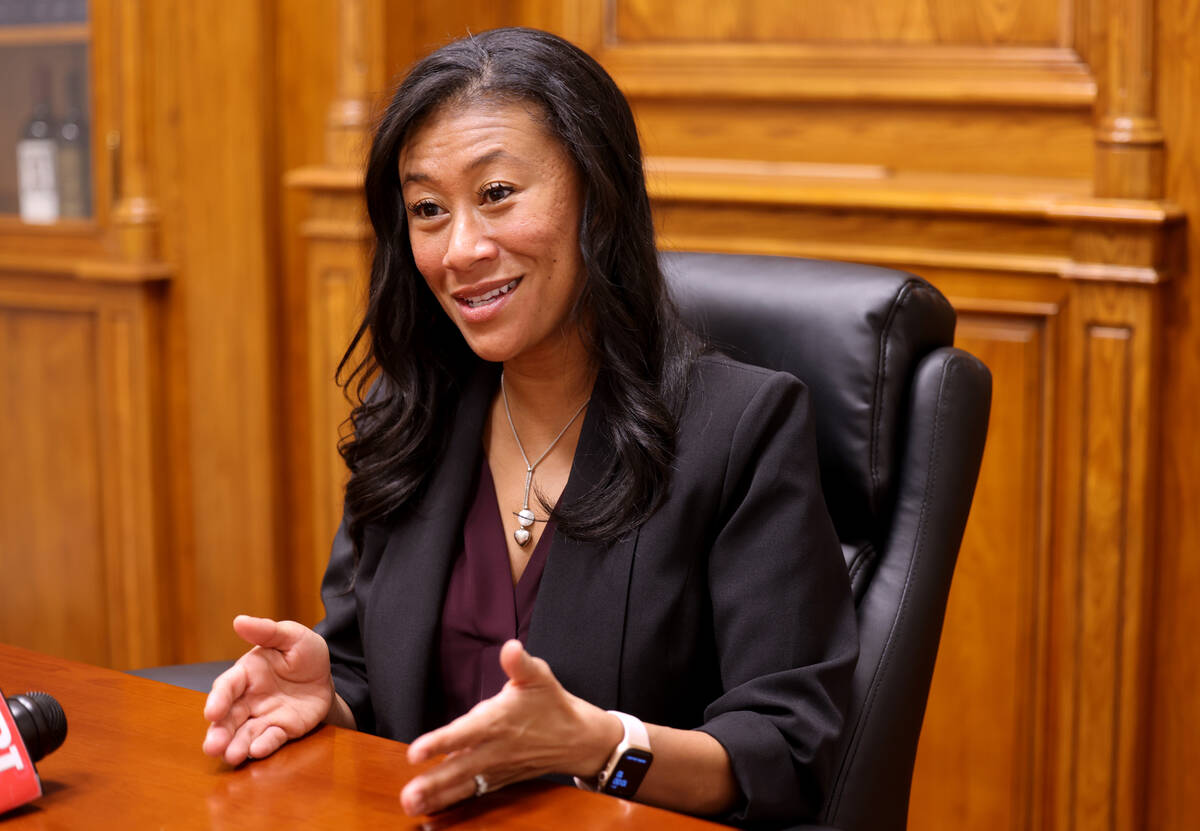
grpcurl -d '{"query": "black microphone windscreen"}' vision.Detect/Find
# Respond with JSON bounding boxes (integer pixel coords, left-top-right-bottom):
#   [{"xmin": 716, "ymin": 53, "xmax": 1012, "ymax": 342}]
[{"xmin": 5, "ymin": 692, "xmax": 67, "ymax": 762}]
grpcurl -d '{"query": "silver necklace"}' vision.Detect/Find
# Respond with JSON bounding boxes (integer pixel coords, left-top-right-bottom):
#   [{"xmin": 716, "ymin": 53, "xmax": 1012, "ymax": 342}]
[{"xmin": 500, "ymin": 373, "xmax": 589, "ymax": 546}]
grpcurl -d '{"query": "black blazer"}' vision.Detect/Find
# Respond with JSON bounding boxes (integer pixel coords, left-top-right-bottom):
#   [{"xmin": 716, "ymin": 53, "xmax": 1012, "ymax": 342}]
[{"xmin": 316, "ymin": 354, "xmax": 858, "ymax": 826}]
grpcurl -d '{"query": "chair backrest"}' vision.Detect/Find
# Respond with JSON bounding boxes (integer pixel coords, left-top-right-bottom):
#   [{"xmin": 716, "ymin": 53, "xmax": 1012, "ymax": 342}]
[{"xmin": 662, "ymin": 251, "xmax": 991, "ymax": 831}]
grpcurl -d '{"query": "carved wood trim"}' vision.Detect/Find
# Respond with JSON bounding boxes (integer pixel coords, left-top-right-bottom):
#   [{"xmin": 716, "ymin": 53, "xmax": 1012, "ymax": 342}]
[
  {"xmin": 562, "ymin": 9, "xmax": 1097, "ymax": 105},
  {"xmin": 655, "ymin": 211, "xmax": 1176, "ymax": 287},
  {"xmin": 1051, "ymin": 283, "xmax": 1159, "ymax": 831},
  {"xmin": 0, "ymin": 253, "xmax": 172, "ymax": 282},
  {"xmin": 646, "ymin": 157, "xmax": 1183, "ymax": 224}
]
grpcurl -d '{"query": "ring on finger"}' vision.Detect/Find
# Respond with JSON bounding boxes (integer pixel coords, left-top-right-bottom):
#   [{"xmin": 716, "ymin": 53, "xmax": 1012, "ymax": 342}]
[{"xmin": 474, "ymin": 773, "xmax": 489, "ymax": 797}]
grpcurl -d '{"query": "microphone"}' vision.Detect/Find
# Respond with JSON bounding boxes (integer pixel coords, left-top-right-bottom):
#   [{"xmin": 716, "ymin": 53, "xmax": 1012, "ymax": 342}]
[{"xmin": 1, "ymin": 689, "xmax": 67, "ymax": 814}]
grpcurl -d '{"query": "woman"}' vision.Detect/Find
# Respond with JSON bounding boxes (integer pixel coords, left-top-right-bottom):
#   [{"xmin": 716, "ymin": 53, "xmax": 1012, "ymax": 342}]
[{"xmin": 203, "ymin": 27, "xmax": 857, "ymax": 826}]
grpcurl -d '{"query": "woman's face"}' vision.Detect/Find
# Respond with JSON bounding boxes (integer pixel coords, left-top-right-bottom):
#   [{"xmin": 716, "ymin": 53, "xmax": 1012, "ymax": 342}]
[{"xmin": 399, "ymin": 99, "xmax": 587, "ymax": 368}]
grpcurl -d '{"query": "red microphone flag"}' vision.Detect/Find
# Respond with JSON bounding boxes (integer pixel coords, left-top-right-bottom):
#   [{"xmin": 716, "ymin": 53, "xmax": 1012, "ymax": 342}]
[{"xmin": 0, "ymin": 686, "xmax": 43, "ymax": 814}]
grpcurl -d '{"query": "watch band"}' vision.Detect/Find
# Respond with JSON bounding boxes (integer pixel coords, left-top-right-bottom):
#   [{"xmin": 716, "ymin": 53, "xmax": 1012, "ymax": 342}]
[{"xmin": 574, "ymin": 711, "xmax": 653, "ymax": 798}]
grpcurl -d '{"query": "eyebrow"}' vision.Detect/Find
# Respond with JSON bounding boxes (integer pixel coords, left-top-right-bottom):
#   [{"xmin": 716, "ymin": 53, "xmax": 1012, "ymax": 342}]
[{"xmin": 401, "ymin": 149, "xmax": 515, "ymax": 186}]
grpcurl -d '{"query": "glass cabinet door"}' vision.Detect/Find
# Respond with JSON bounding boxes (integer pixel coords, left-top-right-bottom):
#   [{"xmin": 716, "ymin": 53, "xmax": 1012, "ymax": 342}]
[{"xmin": 0, "ymin": 0, "xmax": 92, "ymax": 222}]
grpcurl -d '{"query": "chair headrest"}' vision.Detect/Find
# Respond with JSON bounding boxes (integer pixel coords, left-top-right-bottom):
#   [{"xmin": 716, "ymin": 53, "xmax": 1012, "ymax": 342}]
[{"xmin": 662, "ymin": 251, "xmax": 956, "ymax": 544}]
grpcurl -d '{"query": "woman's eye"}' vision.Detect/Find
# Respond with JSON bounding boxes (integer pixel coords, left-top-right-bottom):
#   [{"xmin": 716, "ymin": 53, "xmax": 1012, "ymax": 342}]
[
  {"xmin": 480, "ymin": 183, "xmax": 514, "ymax": 204},
  {"xmin": 407, "ymin": 200, "xmax": 444, "ymax": 219}
]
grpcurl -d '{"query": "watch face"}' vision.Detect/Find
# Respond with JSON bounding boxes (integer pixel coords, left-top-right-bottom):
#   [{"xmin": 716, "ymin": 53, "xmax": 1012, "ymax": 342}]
[{"xmin": 603, "ymin": 749, "xmax": 653, "ymax": 797}]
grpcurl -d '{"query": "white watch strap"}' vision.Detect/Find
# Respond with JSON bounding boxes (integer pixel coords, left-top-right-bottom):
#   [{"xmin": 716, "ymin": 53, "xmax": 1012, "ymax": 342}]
[
  {"xmin": 573, "ymin": 710, "xmax": 651, "ymax": 792},
  {"xmin": 608, "ymin": 711, "xmax": 649, "ymax": 751}
]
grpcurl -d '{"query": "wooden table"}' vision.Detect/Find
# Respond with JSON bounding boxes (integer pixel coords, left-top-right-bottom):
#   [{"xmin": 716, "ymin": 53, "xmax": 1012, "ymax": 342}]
[{"xmin": 0, "ymin": 644, "xmax": 724, "ymax": 829}]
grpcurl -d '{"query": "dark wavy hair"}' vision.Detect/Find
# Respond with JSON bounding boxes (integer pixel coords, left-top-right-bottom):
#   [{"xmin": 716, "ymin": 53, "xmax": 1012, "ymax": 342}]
[{"xmin": 338, "ymin": 27, "xmax": 698, "ymax": 554}]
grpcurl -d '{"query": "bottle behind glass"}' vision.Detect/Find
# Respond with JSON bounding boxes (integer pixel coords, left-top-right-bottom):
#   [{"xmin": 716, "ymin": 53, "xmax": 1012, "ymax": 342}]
[
  {"xmin": 57, "ymin": 68, "xmax": 91, "ymax": 218},
  {"xmin": 16, "ymin": 66, "xmax": 59, "ymax": 224}
]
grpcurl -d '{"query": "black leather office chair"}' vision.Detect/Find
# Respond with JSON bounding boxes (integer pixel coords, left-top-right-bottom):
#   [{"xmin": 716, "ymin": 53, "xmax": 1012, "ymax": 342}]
[
  {"xmin": 662, "ymin": 251, "xmax": 991, "ymax": 831},
  {"xmin": 134, "ymin": 251, "xmax": 990, "ymax": 831}
]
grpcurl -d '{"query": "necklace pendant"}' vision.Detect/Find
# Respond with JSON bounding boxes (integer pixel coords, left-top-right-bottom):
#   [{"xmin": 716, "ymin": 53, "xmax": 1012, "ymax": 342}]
[{"xmin": 500, "ymin": 372, "xmax": 590, "ymax": 553}]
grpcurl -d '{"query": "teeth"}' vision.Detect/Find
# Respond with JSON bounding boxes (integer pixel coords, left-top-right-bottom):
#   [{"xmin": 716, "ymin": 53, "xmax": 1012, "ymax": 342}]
[{"xmin": 464, "ymin": 279, "xmax": 519, "ymax": 307}]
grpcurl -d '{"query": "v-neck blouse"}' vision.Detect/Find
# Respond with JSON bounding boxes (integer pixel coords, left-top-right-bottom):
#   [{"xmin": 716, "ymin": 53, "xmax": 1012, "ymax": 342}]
[{"xmin": 437, "ymin": 456, "xmax": 555, "ymax": 724}]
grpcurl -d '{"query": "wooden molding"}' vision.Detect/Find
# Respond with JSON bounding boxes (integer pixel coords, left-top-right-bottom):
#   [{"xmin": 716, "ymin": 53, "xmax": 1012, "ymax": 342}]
[
  {"xmin": 648, "ymin": 158, "xmax": 1181, "ymax": 287},
  {"xmin": 647, "ymin": 156, "xmax": 1183, "ymax": 224},
  {"xmin": 285, "ymin": 166, "xmax": 364, "ymax": 192},
  {"xmin": 0, "ymin": 253, "xmax": 173, "ymax": 283},
  {"xmin": 561, "ymin": 9, "xmax": 1098, "ymax": 106},
  {"xmin": 300, "ymin": 219, "xmax": 373, "ymax": 242}
]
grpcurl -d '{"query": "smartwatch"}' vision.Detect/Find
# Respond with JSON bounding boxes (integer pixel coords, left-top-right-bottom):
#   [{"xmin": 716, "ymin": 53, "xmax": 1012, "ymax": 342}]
[{"xmin": 575, "ymin": 711, "xmax": 653, "ymax": 798}]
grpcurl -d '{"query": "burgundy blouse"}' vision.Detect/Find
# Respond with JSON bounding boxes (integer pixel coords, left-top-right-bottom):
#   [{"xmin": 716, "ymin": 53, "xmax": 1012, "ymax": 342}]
[{"xmin": 437, "ymin": 456, "xmax": 554, "ymax": 724}]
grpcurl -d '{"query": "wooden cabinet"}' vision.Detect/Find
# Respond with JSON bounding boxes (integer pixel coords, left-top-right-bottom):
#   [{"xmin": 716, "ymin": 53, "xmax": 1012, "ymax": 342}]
[
  {"xmin": 0, "ymin": 0, "xmax": 287, "ymax": 667},
  {"xmin": 0, "ymin": 0, "xmax": 172, "ymax": 669}
]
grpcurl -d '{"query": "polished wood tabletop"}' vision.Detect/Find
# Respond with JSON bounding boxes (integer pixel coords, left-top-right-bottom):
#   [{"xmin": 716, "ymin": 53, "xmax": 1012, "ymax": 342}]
[{"xmin": 0, "ymin": 644, "xmax": 725, "ymax": 830}]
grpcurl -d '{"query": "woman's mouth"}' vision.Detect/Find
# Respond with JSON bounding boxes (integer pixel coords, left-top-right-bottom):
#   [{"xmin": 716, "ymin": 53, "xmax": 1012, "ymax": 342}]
[{"xmin": 460, "ymin": 278, "xmax": 520, "ymax": 308}]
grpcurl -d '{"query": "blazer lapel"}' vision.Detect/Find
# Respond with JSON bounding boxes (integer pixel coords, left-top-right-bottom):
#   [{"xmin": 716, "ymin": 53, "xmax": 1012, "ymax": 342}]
[
  {"xmin": 525, "ymin": 390, "xmax": 639, "ymax": 712},
  {"xmin": 366, "ymin": 364, "xmax": 496, "ymax": 740}
]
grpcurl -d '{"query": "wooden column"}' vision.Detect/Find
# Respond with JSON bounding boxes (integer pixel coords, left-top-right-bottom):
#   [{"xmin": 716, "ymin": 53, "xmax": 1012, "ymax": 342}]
[
  {"xmin": 327, "ymin": 0, "xmax": 373, "ymax": 168},
  {"xmin": 109, "ymin": 0, "xmax": 161, "ymax": 263},
  {"xmin": 285, "ymin": 0, "xmax": 384, "ymax": 623},
  {"xmin": 1050, "ymin": 269, "xmax": 1167, "ymax": 831},
  {"xmin": 89, "ymin": 0, "xmax": 171, "ymax": 668},
  {"xmin": 1093, "ymin": 0, "xmax": 1165, "ymax": 199},
  {"xmin": 1053, "ymin": 2, "xmax": 1170, "ymax": 825}
]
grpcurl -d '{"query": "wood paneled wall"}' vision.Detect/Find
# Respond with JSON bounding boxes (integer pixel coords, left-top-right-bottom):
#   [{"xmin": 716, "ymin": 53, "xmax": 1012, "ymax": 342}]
[
  {"xmin": 282, "ymin": 3, "xmax": 1195, "ymax": 831},
  {"xmin": 3, "ymin": 1, "xmax": 1199, "ymax": 830}
]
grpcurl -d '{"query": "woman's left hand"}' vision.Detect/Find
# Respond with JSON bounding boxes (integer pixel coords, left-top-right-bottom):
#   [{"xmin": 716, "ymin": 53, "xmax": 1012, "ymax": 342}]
[{"xmin": 400, "ymin": 639, "xmax": 622, "ymax": 816}]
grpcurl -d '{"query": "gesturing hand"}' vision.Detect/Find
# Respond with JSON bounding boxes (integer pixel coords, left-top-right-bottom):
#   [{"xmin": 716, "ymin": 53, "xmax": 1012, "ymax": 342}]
[
  {"xmin": 400, "ymin": 640, "xmax": 622, "ymax": 816},
  {"xmin": 202, "ymin": 615, "xmax": 335, "ymax": 766}
]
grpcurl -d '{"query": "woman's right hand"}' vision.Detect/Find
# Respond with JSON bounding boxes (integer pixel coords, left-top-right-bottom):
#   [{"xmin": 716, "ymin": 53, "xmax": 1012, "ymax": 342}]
[{"xmin": 202, "ymin": 615, "xmax": 335, "ymax": 765}]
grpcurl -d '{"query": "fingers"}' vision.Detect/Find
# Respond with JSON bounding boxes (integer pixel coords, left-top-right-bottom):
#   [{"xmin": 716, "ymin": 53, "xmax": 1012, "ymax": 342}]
[
  {"xmin": 401, "ymin": 749, "xmax": 500, "ymax": 816},
  {"xmin": 202, "ymin": 722, "xmax": 233, "ymax": 758},
  {"xmin": 231, "ymin": 615, "xmax": 292, "ymax": 650},
  {"xmin": 220, "ymin": 715, "xmax": 281, "ymax": 767},
  {"xmin": 401, "ymin": 771, "xmax": 478, "ymax": 816},
  {"xmin": 409, "ymin": 644, "xmax": 558, "ymax": 764},
  {"xmin": 248, "ymin": 725, "xmax": 289, "ymax": 760},
  {"xmin": 499, "ymin": 639, "xmax": 550, "ymax": 687},
  {"xmin": 203, "ymin": 698, "xmax": 293, "ymax": 765},
  {"xmin": 231, "ymin": 616, "xmax": 328, "ymax": 683},
  {"xmin": 204, "ymin": 662, "xmax": 249, "ymax": 722},
  {"xmin": 401, "ymin": 647, "xmax": 578, "ymax": 816}
]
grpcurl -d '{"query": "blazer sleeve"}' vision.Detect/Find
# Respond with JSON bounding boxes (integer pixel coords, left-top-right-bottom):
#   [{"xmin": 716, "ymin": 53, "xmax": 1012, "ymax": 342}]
[
  {"xmin": 695, "ymin": 371, "xmax": 858, "ymax": 825},
  {"xmin": 313, "ymin": 518, "xmax": 377, "ymax": 734}
]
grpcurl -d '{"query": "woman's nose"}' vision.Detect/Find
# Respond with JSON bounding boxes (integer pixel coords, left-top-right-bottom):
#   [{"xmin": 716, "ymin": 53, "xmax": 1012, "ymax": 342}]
[{"xmin": 442, "ymin": 210, "xmax": 498, "ymax": 271}]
